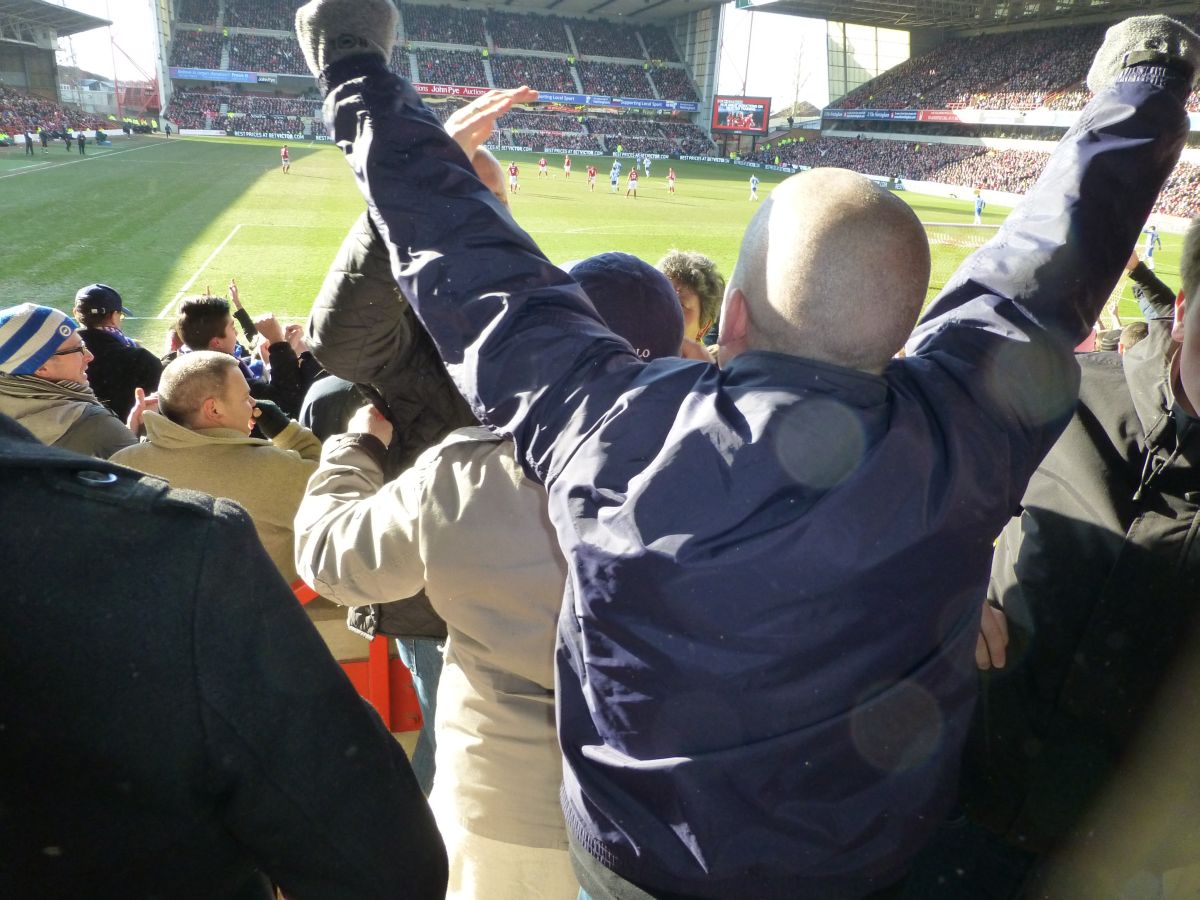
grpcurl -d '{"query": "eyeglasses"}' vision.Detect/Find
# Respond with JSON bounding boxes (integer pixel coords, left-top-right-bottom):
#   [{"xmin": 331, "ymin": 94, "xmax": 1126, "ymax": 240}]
[{"xmin": 53, "ymin": 345, "xmax": 88, "ymax": 358}]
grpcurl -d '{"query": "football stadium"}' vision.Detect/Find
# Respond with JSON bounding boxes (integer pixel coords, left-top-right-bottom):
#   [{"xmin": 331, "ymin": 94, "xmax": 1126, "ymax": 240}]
[{"xmin": 3, "ymin": 0, "xmax": 1200, "ymax": 896}]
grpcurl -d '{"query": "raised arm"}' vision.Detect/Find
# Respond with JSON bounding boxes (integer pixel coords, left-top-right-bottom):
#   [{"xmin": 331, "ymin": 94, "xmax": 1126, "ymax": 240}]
[
  {"xmin": 298, "ymin": 11, "xmax": 646, "ymax": 481},
  {"xmin": 905, "ymin": 26, "xmax": 1193, "ymax": 484}
]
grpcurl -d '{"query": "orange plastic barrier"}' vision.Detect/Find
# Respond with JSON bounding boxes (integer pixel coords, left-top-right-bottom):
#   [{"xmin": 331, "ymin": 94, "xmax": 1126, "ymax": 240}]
[{"xmin": 292, "ymin": 580, "xmax": 422, "ymax": 733}]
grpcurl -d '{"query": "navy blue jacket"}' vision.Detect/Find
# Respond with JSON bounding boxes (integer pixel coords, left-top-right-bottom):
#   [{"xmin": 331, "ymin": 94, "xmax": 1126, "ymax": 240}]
[{"xmin": 323, "ymin": 58, "xmax": 1187, "ymax": 899}]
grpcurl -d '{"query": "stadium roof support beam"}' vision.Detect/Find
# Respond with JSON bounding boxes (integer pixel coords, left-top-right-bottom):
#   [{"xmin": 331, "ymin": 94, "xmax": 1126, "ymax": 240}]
[
  {"xmin": 742, "ymin": 0, "xmax": 1195, "ymax": 32},
  {"xmin": 0, "ymin": 0, "xmax": 109, "ymax": 37}
]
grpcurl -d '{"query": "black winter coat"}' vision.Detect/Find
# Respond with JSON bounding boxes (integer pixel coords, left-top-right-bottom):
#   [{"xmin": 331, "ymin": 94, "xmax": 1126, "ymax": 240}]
[
  {"xmin": 0, "ymin": 414, "xmax": 447, "ymax": 900},
  {"xmin": 963, "ymin": 323, "xmax": 1200, "ymax": 853},
  {"xmin": 306, "ymin": 212, "xmax": 476, "ymax": 640},
  {"xmin": 78, "ymin": 327, "xmax": 163, "ymax": 421}
]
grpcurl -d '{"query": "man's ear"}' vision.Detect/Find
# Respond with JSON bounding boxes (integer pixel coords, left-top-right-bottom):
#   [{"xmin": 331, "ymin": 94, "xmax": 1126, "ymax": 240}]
[
  {"xmin": 716, "ymin": 288, "xmax": 749, "ymax": 367},
  {"xmin": 198, "ymin": 395, "xmax": 221, "ymax": 425},
  {"xmin": 1172, "ymin": 292, "xmax": 1186, "ymax": 345}
]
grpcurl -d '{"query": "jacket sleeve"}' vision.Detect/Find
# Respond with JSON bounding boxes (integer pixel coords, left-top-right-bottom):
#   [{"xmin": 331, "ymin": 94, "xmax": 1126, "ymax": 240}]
[
  {"xmin": 271, "ymin": 420, "xmax": 322, "ymax": 461},
  {"xmin": 294, "ymin": 433, "xmax": 431, "ymax": 605},
  {"xmin": 324, "ymin": 58, "xmax": 647, "ymax": 483},
  {"xmin": 903, "ymin": 75, "xmax": 1188, "ymax": 495},
  {"xmin": 134, "ymin": 347, "xmax": 164, "ymax": 393},
  {"xmin": 63, "ymin": 407, "xmax": 139, "ymax": 459},
  {"xmin": 194, "ymin": 498, "xmax": 447, "ymax": 900},
  {"xmin": 257, "ymin": 342, "xmax": 306, "ymax": 418},
  {"xmin": 1127, "ymin": 261, "xmax": 1178, "ymax": 320}
]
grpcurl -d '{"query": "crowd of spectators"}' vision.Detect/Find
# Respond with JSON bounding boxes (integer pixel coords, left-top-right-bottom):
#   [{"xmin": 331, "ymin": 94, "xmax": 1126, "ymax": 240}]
[
  {"xmin": 831, "ymin": 17, "xmax": 1200, "ymax": 113},
  {"xmin": 228, "ymin": 34, "xmax": 309, "ymax": 75},
  {"xmin": 169, "ymin": 30, "xmax": 225, "ymax": 69},
  {"xmin": 535, "ymin": 132, "xmax": 602, "ymax": 151},
  {"xmin": 499, "ymin": 110, "xmax": 585, "ymax": 133},
  {"xmin": 225, "ymin": 0, "xmax": 305, "ymax": 31},
  {"xmin": 648, "ymin": 66, "xmax": 699, "ymax": 103},
  {"xmin": 583, "ymin": 115, "xmax": 659, "ymax": 139},
  {"xmin": 0, "ymin": 85, "xmax": 99, "ymax": 138},
  {"xmin": 750, "ymin": 135, "xmax": 1200, "ymax": 218},
  {"xmin": 175, "ymin": 0, "xmax": 219, "ymax": 26},
  {"xmin": 490, "ymin": 54, "xmax": 577, "ymax": 94},
  {"xmin": 570, "ymin": 19, "xmax": 643, "ymax": 60},
  {"xmin": 639, "ymin": 25, "xmax": 680, "ymax": 64},
  {"xmin": 486, "ymin": 10, "xmax": 568, "ymax": 54},
  {"xmin": 400, "ymin": 3, "xmax": 487, "ymax": 46},
  {"xmin": 414, "ymin": 49, "xmax": 487, "ymax": 88},
  {"xmin": 165, "ymin": 88, "xmax": 228, "ymax": 129},
  {"xmin": 677, "ymin": 135, "xmax": 715, "ymax": 156},
  {"xmin": 575, "ymin": 61, "xmax": 652, "ymax": 99},
  {"xmin": 600, "ymin": 134, "xmax": 675, "ymax": 155}
]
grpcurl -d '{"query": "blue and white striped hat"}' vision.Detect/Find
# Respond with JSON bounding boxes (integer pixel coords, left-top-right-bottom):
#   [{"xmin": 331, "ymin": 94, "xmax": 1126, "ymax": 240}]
[{"xmin": 0, "ymin": 304, "xmax": 80, "ymax": 376}]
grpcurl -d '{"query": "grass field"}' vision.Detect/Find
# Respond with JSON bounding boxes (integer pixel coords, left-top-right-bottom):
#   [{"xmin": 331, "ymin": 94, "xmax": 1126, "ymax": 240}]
[{"xmin": 0, "ymin": 134, "xmax": 1183, "ymax": 349}]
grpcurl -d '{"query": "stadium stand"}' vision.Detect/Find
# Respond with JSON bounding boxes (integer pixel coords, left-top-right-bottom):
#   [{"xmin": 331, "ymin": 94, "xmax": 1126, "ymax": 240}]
[
  {"xmin": 165, "ymin": 88, "xmax": 229, "ymax": 129},
  {"xmin": 175, "ymin": 0, "xmax": 220, "ymax": 26},
  {"xmin": 830, "ymin": 18, "xmax": 1200, "ymax": 113},
  {"xmin": 401, "ymin": 3, "xmax": 487, "ymax": 46},
  {"xmin": 570, "ymin": 18, "xmax": 644, "ymax": 60},
  {"xmin": 490, "ymin": 55, "xmax": 577, "ymax": 94},
  {"xmin": 225, "ymin": 0, "xmax": 306, "ymax": 31},
  {"xmin": 486, "ymin": 10, "xmax": 569, "ymax": 54},
  {"xmin": 227, "ymin": 34, "xmax": 309, "ymax": 75},
  {"xmin": 169, "ymin": 30, "xmax": 225, "ymax": 69},
  {"xmin": 640, "ymin": 26, "xmax": 680, "ymax": 64},
  {"xmin": 751, "ymin": 135, "xmax": 1199, "ymax": 218},
  {"xmin": 500, "ymin": 111, "xmax": 586, "ymax": 133},
  {"xmin": 0, "ymin": 85, "xmax": 102, "ymax": 137},
  {"xmin": 576, "ymin": 61, "xmax": 653, "ymax": 98},
  {"xmin": 649, "ymin": 66, "xmax": 699, "ymax": 103},
  {"xmin": 414, "ymin": 49, "xmax": 487, "ymax": 88}
]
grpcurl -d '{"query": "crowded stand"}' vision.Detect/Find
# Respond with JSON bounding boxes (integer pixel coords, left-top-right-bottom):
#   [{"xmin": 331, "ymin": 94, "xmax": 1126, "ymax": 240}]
[
  {"xmin": 832, "ymin": 17, "xmax": 1200, "ymax": 113},
  {"xmin": 414, "ymin": 49, "xmax": 487, "ymax": 88},
  {"xmin": 400, "ymin": 3, "xmax": 487, "ymax": 47},
  {"xmin": 225, "ymin": 0, "xmax": 306, "ymax": 32},
  {"xmin": 498, "ymin": 110, "xmax": 585, "ymax": 133},
  {"xmin": 168, "ymin": 30, "xmax": 224, "ymax": 69},
  {"xmin": 164, "ymin": 88, "xmax": 228, "ymax": 129},
  {"xmin": 174, "ymin": 0, "xmax": 219, "ymax": 26},
  {"xmin": 648, "ymin": 66, "xmax": 699, "ymax": 103},
  {"xmin": 575, "ymin": 61, "xmax": 653, "ymax": 99},
  {"xmin": 600, "ymin": 134, "xmax": 675, "ymax": 155},
  {"xmin": 228, "ymin": 34, "xmax": 309, "ymax": 75},
  {"xmin": 490, "ymin": 54, "xmax": 577, "ymax": 94},
  {"xmin": 570, "ymin": 18, "xmax": 644, "ymax": 60},
  {"xmin": 756, "ymin": 135, "xmax": 1200, "ymax": 218},
  {"xmin": 13, "ymin": 8, "xmax": 1200, "ymax": 900},
  {"xmin": 639, "ymin": 25, "xmax": 680, "ymax": 64},
  {"xmin": 532, "ymin": 131, "xmax": 600, "ymax": 151},
  {"xmin": 486, "ymin": 10, "xmax": 568, "ymax": 54},
  {"xmin": 0, "ymin": 85, "xmax": 75, "ymax": 136}
]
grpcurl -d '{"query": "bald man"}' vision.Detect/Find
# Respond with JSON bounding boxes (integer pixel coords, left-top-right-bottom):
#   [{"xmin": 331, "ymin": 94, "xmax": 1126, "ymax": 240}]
[{"xmin": 297, "ymin": 3, "xmax": 1195, "ymax": 897}]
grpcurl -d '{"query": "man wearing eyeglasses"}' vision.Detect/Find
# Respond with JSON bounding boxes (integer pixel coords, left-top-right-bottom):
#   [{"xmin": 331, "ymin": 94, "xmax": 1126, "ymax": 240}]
[{"xmin": 0, "ymin": 303, "xmax": 138, "ymax": 459}]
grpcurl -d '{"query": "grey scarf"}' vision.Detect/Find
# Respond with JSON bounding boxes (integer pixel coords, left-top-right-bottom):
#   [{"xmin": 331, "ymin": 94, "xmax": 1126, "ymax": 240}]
[{"xmin": 0, "ymin": 374, "xmax": 107, "ymax": 445}]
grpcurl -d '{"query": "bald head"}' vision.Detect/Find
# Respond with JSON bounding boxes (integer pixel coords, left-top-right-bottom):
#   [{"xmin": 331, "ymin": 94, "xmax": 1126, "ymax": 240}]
[{"xmin": 724, "ymin": 168, "xmax": 930, "ymax": 373}]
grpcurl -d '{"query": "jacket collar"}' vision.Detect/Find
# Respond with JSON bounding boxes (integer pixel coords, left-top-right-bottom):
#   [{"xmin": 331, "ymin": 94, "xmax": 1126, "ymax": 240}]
[
  {"xmin": 722, "ymin": 350, "xmax": 889, "ymax": 407},
  {"xmin": 1121, "ymin": 325, "xmax": 1200, "ymax": 466},
  {"xmin": 142, "ymin": 410, "xmax": 270, "ymax": 450}
]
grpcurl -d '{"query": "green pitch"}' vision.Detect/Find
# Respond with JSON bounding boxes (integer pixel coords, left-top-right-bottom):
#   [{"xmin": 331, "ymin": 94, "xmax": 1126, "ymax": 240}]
[{"xmin": 0, "ymin": 135, "xmax": 1181, "ymax": 349}]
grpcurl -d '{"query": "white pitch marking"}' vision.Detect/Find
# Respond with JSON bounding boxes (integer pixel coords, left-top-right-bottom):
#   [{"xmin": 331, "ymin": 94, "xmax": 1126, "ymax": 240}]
[{"xmin": 157, "ymin": 224, "xmax": 243, "ymax": 318}]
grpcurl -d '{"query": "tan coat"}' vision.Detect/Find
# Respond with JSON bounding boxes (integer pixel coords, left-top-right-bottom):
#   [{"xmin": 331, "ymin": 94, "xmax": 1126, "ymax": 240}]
[{"xmin": 112, "ymin": 411, "xmax": 320, "ymax": 583}]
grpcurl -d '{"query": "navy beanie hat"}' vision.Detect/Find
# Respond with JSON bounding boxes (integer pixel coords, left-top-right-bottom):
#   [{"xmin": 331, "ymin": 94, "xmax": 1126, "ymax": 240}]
[{"xmin": 565, "ymin": 252, "xmax": 684, "ymax": 361}]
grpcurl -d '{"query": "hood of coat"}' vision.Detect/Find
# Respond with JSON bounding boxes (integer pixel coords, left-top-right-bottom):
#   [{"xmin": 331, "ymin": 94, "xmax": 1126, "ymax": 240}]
[{"xmin": 141, "ymin": 410, "xmax": 271, "ymax": 451}]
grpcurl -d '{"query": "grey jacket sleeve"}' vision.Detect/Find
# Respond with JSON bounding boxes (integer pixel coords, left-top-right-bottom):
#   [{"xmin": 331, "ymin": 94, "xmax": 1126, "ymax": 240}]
[
  {"xmin": 59, "ymin": 405, "xmax": 138, "ymax": 459},
  {"xmin": 195, "ymin": 497, "xmax": 447, "ymax": 899}
]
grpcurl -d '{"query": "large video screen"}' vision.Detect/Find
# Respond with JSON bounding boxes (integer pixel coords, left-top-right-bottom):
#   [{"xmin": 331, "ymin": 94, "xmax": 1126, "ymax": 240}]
[{"xmin": 711, "ymin": 95, "xmax": 771, "ymax": 135}]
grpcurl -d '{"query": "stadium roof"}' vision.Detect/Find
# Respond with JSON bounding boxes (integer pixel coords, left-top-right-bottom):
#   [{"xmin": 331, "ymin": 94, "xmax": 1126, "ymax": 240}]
[
  {"xmin": 741, "ymin": 0, "xmax": 1196, "ymax": 32},
  {"xmin": 457, "ymin": 0, "xmax": 723, "ymax": 26},
  {"xmin": 0, "ymin": 0, "xmax": 110, "ymax": 37}
]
